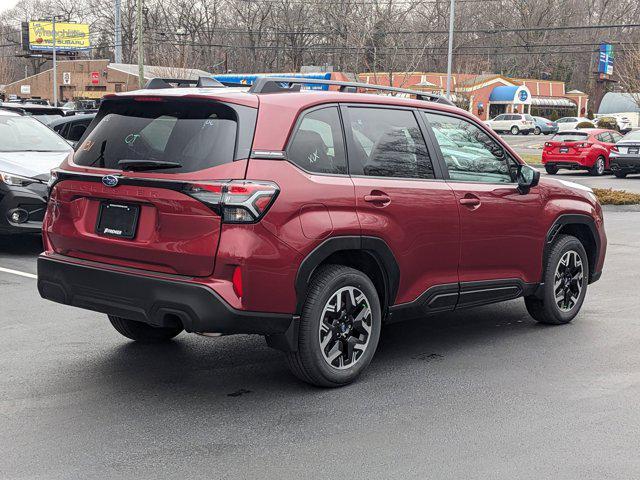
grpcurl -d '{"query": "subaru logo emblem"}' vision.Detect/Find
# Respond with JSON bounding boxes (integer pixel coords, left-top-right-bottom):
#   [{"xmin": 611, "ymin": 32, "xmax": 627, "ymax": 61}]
[{"xmin": 102, "ymin": 175, "xmax": 119, "ymax": 187}]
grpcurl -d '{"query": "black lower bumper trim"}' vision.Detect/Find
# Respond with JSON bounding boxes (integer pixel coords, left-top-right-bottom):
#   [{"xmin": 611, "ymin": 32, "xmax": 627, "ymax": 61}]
[{"xmin": 37, "ymin": 255, "xmax": 294, "ymax": 336}]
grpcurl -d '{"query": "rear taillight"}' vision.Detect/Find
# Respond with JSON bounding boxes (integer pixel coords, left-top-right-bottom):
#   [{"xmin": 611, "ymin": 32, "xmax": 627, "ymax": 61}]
[
  {"xmin": 611, "ymin": 146, "xmax": 619, "ymax": 152},
  {"xmin": 544, "ymin": 142, "xmax": 553, "ymax": 147},
  {"xmin": 183, "ymin": 180, "xmax": 279, "ymax": 223},
  {"xmin": 546, "ymin": 122, "xmax": 554, "ymax": 126}
]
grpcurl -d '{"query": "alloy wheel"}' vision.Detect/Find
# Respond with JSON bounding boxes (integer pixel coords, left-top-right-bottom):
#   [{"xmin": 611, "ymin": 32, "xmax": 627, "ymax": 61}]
[
  {"xmin": 597, "ymin": 157, "xmax": 605, "ymax": 175},
  {"xmin": 554, "ymin": 250, "xmax": 584, "ymax": 312},
  {"xmin": 318, "ymin": 286, "xmax": 372, "ymax": 369}
]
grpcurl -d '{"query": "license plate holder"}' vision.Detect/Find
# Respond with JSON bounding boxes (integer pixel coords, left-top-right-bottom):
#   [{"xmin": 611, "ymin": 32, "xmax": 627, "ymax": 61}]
[
  {"xmin": 95, "ymin": 202, "xmax": 140, "ymax": 239},
  {"xmin": 559, "ymin": 147, "xmax": 569, "ymax": 153},
  {"xmin": 628, "ymin": 147, "xmax": 639, "ymax": 154}
]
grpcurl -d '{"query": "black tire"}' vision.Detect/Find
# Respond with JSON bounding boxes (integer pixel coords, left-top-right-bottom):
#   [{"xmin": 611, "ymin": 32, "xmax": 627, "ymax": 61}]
[
  {"xmin": 534, "ymin": 127, "xmax": 541, "ymax": 135},
  {"xmin": 545, "ymin": 165, "xmax": 559, "ymax": 175},
  {"xmin": 510, "ymin": 125, "xmax": 520, "ymax": 135},
  {"xmin": 588, "ymin": 156, "xmax": 606, "ymax": 176},
  {"xmin": 285, "ymin": 264, "xmax": 381, "ymax": 387},
  {"xmin": 525, "ymin": 235, "xmax": 589, "ymax": 325},
  {"xmin": 614, "ymin": 171, "xmax": 628, "ymax": 178},
  {"xmin": 108, "ymin": 315, "xmax": 183, "ymax": 342}
]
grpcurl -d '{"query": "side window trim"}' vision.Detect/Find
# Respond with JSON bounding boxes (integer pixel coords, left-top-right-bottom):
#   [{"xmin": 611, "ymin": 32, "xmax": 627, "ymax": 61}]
[
  {"xmin": 284, "ymin": 103, "xmax": 349, "ymax": 177},
  {"xmin": 421, "ymin": 109, "xmax": 522, "ymax": 185},
  {"xmin": 340, "ymin": 103, "xmax": 445, "ymax": 181}
]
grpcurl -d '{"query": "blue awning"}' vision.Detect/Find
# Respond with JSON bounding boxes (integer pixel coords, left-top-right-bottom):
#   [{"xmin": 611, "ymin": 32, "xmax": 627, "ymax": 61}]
[
  {"xmin": 489, "ymin": 85, "xmax": 532, "ymax": 104},
  {"xmin": 489, "ymin": 86, "xmax": 519, "ymax": 102}
]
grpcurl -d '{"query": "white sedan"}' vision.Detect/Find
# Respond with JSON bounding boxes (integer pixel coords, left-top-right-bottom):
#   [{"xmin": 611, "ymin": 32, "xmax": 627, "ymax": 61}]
[{"xmin": 556, "ymin": 117, "xmax": 593, "ymax": 131}]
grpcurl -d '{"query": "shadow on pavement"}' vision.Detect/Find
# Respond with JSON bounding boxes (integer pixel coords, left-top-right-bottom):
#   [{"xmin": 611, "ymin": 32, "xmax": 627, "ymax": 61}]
[
  {"xmin": 74, "ymin": 300, "xmax": 546, "ymax": 402},
  {"xmin": 0, "ymin": 234, "xmax": 43, "ymax": 256}
]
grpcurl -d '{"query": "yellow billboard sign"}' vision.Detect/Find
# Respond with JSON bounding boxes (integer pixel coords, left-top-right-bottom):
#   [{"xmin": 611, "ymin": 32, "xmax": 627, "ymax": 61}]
[{"xmin": 28, "ymin": 21, "xmax": 90, "ymax": 51}]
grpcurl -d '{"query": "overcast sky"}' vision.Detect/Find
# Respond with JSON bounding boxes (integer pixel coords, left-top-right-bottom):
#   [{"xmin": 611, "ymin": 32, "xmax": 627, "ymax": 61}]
[{"xmin": 0, "ymin": 0, "xmax": 20, "ymax": 13}]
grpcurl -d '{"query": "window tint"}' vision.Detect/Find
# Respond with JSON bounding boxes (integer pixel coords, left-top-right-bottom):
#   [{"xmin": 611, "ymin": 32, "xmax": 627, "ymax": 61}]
[
  {"xmin": 287, "ymin": 107, "xmax": 346, "ymax": 174},
  {"xmin": 74, "ymin": 99, "xmax": 244, "ymax": 173},
  {"xmin": 347, "ymin": 107, "xmax": 434, "ymax": 179},
  {"xmin": 611, "ymin": 132, "xmax": 623, "ymax": 142},
  {"xmin": 598, "ymin": 132, "xmax": 613, "ymax": 143},
  {"xmin": 494, "ymin": 115, "xmax": 506, "ymax": 121},
  {"xmin": 425, "ymin": 112, "xmax": 516, "ymax": 184},
  {"xmin": 68, "ymin": 121, "xmax": 88, "ymax": 142},
  {"xmin": 524, "ymin": 114, "xmax": 534, "ymax": 121}
]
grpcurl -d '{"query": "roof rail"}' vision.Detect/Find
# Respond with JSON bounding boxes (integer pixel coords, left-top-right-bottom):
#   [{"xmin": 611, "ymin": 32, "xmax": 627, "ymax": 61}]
[
  {"xmin": 143, "ymin": 76, "xmax": 225, "ymax": 89},
  {"xmin": 247, "ymin": 76, "xmax": 454, "ymax": 106}
]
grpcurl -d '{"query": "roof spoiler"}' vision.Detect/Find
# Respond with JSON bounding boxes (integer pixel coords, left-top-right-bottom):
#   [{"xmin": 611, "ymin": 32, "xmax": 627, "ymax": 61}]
[{"xmin": 247, "ymin": 76, "xmax": 454, "ymax": 106}]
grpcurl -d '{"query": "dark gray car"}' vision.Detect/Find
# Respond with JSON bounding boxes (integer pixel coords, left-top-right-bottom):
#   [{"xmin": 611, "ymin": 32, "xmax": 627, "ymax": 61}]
[
  {"xmin": 610, "ymin": 130, "xmax": 640, "ymax": 178},
  {"xmin": 0, "ymin": 111, "xmax": 72, "ymax": 234}
]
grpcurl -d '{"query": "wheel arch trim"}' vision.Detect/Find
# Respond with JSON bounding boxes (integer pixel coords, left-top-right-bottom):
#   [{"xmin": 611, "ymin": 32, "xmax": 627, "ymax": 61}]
[
  {"xmin": 294, "ymin": 235, "xmax": 400, "ymax": 314},
  {"xmin": 544, "ymin": 213, "xmax": 601, "ymax": 282}
]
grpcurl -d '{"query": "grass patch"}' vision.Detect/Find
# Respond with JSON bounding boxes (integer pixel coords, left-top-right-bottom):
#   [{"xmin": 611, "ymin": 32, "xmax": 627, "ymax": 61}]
[
  {"xmin": 593, "ymin": 188, "xmax": 640, "ymax": 205},
  {"xmin": 519, "ymin": 152, "xmax": 542, "ymax": 165}
]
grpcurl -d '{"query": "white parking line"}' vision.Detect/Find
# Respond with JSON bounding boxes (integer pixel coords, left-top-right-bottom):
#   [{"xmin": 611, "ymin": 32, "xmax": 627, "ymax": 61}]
[{"xmin": 0, "ymin": 266, "xmax": 37, "ymax": 279}]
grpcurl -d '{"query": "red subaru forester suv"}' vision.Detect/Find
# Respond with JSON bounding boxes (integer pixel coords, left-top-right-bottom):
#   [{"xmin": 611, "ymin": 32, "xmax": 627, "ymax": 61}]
[{"xmin": 38, "ymin": 77, "xmax": 607, "ymax": 387}]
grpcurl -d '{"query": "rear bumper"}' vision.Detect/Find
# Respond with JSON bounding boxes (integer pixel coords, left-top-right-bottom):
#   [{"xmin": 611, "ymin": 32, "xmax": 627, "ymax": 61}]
[
  {"xmin": 610, "ymin": 153, "xmax": 640, "ymax": 172},
  {"xmin": 37, "ymin": 253, "xmax": 295, "ymax": 336},
  {"xmin": 542, "ymin": 154, "xmax": 592, "ymax": 168}
]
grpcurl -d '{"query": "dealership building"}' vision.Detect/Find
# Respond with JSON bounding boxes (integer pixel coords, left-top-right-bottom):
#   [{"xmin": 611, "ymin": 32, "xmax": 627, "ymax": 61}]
[
  {"xmin": 1, "ymin": 60, "xmax": 214, "ymax": 102},
  {"xmin": 359, "ymin": 72, "xmax": 589, "ymax": 121}
]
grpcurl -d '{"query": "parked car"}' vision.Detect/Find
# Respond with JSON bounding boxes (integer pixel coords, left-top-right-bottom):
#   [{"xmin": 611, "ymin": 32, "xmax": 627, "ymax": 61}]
[
  {"xmin": 0, "ymin": 110, "xmax": 72, "ymax": 235},
  {"xmin": 609, "ymin": 129, "xmax": 640, "ymax": 178},
  {"xmin": 532, "ymin": 116, "xmax": 559, "ymax": 135},
  {"xmin": 595, "ymin": 115, "xmax": 633, "ymax": 134},
  {"xmin": 542, "ymin": 129, "xmax": 623, "ymax": 175},
  {"xmin": 62, "ymin": 99, "xmax": 100, "ymax": 111},
  {"xmin": 48, "ymin": 113, "xmax": 96, "ymax": 145},
  {"xmin": 485, "ymin": 113, "xmax": 536, "ymax": 135},
  {"xmin": 0, "ymin": 103, "xmax": 66, "ymax": 125},
  {"xmin": 556, "ymin": 117, "xmax": 593, "ymax": 131},
  {"xmin": 37, "ymin": 77, "xmax": 607, "ymax": 387}
]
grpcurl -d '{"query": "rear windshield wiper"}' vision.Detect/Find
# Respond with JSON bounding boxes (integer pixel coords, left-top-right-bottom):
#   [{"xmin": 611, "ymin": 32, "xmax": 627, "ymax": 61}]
[{"xmin": 117, "ymin": 159, "xmax": 182, "ymax": 171}]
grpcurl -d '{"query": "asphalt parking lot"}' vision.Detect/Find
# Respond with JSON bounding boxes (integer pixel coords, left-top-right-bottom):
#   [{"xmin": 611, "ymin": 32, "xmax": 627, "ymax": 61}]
[{"xmin": 1, "ymin": 209, "xmax": 640, "ymax": 479}]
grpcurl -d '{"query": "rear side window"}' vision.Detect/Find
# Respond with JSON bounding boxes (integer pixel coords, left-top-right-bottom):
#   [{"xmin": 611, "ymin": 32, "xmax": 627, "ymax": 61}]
[
  {"xmin": 552, "ymin": 132, "xmax": 588, "ymax": 142},
  {"xmin": 74, "ymin": 99, "xmax": 254, "ymax": 173},
  {"xmin": 287, "ymin": 107, "xmax": 347, "ymax": 174},
  {"xmin": 347, "ymin": 107, "xmax": 434, "ymax": 179}
]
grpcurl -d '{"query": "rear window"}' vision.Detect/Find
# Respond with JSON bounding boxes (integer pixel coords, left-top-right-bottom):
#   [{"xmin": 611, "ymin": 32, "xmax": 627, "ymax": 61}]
[
  {"xmin": 622, "ymin": 130, "xmax": 640, "ymax": 142},
  {"xmin": 74, "ymin": 98, "xmax": 255, "ymax": 173},
  {"xmin": 552, "ymin": 132, "xmax": 588, "ymax": 142},
  {"xmin": 524, "ymin": 115, "xmax": 534, "ymax": 121}
]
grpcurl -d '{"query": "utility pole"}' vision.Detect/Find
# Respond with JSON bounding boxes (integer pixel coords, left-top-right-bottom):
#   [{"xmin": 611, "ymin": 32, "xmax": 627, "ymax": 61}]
[
  {"xmin": 137, "ymin": 0, "xmax": 144, "ymax": 88},
  {"xmin": 445, "ymin": 0, "xmax": 455, "ymax": 99},
  {"xmin": 51, "ymin": 15, "xmax": 62, "ymax": 106},
  {"xmin": 114, "ymin": 0, "xmax": 122, "ymax": 63}
]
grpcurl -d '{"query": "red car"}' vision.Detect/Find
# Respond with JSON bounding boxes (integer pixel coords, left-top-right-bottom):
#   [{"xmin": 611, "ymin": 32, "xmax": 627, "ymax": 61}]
[
  {"xmin": 37, "ymin": 77, "xmax": 607, "ymax": 387},
  {"xmin": 542, "ymin": 128, "xmax": 623, "ymax": 176}
]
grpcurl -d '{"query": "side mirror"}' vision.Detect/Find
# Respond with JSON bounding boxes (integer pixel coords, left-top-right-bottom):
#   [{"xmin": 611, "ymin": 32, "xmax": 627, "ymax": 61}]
[{"xmin": 517, "ymin": 164, "xmax": 540, "ymax": 194}]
